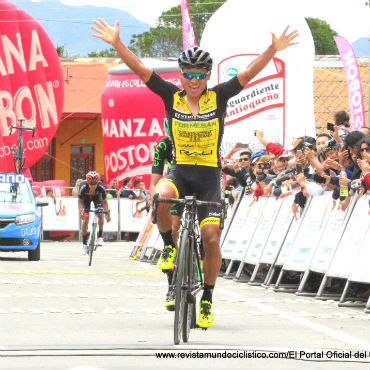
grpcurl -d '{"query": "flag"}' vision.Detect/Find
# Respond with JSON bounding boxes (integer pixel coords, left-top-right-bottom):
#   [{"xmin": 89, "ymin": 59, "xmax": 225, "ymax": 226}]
[
  {"xmin": 181, "ymin": 0, "xmax": 197, "ymax": 50},
  {"xmin": 334, "ymin": 35, "xmax": 365, "ymax": 130}
]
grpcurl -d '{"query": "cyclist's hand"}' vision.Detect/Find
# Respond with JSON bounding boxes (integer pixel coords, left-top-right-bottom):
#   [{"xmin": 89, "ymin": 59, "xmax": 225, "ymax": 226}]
[
  {"xmin": 79, "ymin": 210, "xmax": 84, "ymax": 219},
  {"xmin": 105, "ymin": 215, "xmax": 111, "ymax": 223},
  {"xmin": 91, "ymin": 19, "xmax": 120, "ymax": 46}
]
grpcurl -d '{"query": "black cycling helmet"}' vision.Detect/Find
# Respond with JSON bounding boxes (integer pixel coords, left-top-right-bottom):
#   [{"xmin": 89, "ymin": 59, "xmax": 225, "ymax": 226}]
[
  {"xmin": 178, "ymin": 46, "xmax": 213, "ymax": 71},
  {"xmin": 86, "ymin": 171, "xmax": 100, "ymax": 184}
]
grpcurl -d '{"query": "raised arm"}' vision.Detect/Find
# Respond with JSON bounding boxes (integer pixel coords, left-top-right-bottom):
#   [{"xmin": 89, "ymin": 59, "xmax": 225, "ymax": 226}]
[
  {"xmin": 237, "ymin": 26, "xmax": 299, "ymax": 87},
  {"xmin": 91, "ymin": 19, "xmax": 153, "ymax": 83}
]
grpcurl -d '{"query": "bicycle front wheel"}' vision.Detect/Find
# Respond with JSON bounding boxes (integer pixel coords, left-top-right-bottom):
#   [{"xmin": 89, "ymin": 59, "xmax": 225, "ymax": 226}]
[
  {"xmin": 183, "ymin": 241, "xmax": 198, "ymax": 343},
  {"xmin": 174, "ymin": 228, "xmax": 190, "ymax": 345},
  {"xmin": 88, "ymin": 226, "xmax": 96, "ymax": 266},
  {"xmin": 14, "ymin": 142, "xmax": 23, "ymax": 174}
]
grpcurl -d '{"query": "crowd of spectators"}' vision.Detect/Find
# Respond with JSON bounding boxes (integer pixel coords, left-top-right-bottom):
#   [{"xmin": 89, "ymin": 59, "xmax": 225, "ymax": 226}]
[{"xmin": 222, "ymin": 110, "xmax": 370, "ymax": 219}]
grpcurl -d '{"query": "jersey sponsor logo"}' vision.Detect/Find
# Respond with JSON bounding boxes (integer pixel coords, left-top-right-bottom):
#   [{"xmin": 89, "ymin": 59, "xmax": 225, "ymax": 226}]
[{"xmin": 179, "ymin": 149, "xmax": 213, "ymax": 157}]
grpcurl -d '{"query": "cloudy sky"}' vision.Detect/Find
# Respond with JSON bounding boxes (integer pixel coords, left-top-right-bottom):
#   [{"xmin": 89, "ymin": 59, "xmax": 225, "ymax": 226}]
[{"xmin": 52, "ymin": 0, "xmax": 369, "ymax": 43}]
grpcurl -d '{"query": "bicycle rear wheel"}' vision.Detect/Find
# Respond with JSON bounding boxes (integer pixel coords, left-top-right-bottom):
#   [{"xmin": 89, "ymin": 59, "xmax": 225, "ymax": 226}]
[{"xmin": 174, "ymin": 228, "xmax": 190, "ymax": 345}]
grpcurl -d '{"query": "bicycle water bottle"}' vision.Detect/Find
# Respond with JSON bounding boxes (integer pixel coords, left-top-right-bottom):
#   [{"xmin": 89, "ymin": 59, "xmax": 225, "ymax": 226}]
[{"xmin": 339, "ymin": 168, "xmax": 349, "ymax": 197}]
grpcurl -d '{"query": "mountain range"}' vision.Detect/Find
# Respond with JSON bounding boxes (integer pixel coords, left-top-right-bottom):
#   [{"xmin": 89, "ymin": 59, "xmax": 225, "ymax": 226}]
[
  {"xmin": 9, "ymin": 1, "xmax": 370, "ymax": 57},
  {"xmin": 12, "ymin": 0, "xmax": 151, "ymax": 57}
]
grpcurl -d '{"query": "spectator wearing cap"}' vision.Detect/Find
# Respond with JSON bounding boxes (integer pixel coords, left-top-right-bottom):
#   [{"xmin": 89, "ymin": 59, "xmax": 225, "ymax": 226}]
[{"xmin": 119, "ymin": 177, "xmax": 136, "ymax": 199}]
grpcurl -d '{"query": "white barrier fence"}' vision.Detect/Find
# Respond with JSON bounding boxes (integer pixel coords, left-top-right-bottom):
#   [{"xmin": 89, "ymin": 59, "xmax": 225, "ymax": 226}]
[
  {"xmin": 220, "ymin": 191, "xmax": 370, "ymax": 312},
  {"xmin": 37, "ymin": 196, "xmax": 149, "ymax": 238}
]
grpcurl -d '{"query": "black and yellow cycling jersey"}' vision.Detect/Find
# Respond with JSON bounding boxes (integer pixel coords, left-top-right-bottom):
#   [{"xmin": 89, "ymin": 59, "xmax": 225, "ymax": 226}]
[{"xmin": 146, "ymin": 72, "xmax": 243, "ymax": 167}]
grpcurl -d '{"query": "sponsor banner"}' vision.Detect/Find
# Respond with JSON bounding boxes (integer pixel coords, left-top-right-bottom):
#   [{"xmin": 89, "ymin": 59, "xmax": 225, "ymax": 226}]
[
  {"xmin": 309, "ymin": 197, "xmax": 356, "ymax": 274},
  {"xmin": 42, "ymin": 197, "xmax": 79, "ymax": 231},
  {"xmin": 224, "ymin": 197, "xmax": 267, "ymax": 261},
  {"xmin": 221, "ymin": 196, "xmax": 253, "ymax": 260},
  {"xmin": 243, "ymin": 197, "xmax": 282, "ymax": 264},
  {"xmin": 101, "ymin": 72, "xmax": 182, "ymax": 188},
  {"xmin": 348, "ymin": 223, "xmax": 370, "ymax": 284},
  {"xmin": 326, "ymin": 194, "xmax": 370, "ymax": 279},
  {"xmin": 201, "ymin": 0, "xmax": 316, "ymax": 152},
  {"xmin": 0, "ymin": 0, "xmax": 64, "ymax": 172},
  {"xmin": 119, "ymin": 198, "xmax": 149, "ymax": 232},
  {"xmin": 282, "ymin": 192, "xmax": 333, "ymax": 272},
  {"xmin": 181, "ymin": 0, "xmax": 197, "ymax": 50},
  {"xmin": 259, "ymin": 195, "xmax": 294, "ymax": 264},
  {"xmin": 0, "ymin": 172, "xmax": 26, "ymax": 183},
  {"xmin": 334, "ymin": 36, "xmax": 365, "ymax": 130}
]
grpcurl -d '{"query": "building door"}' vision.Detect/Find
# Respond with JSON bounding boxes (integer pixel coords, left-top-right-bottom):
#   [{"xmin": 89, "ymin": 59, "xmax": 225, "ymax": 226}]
[{"xmin": 70, "ymin": 145, "xmax": 95, "ymax": 187}]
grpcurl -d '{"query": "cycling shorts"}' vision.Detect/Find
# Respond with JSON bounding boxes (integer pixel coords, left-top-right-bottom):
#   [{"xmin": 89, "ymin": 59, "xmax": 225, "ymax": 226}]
[{"xmin": 158, "ymin": 164, "xmax": 222, "ymax": 228}]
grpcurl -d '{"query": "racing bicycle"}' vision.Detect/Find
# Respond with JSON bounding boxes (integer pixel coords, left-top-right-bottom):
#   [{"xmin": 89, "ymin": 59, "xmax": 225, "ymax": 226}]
[
  {"xmin": 152, "ymin": 194, "xmax": 225, "ymax": 345},
  {"xmin": 84, "ymin": 207, "xmax": 110, "ymax": 266},
  {"xmin": 9, "ymin": 117, "xmax": 35, "ymax": 174}
]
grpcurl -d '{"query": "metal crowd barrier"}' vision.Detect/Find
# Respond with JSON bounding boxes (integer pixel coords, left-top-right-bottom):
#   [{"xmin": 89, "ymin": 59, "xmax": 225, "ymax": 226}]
[{"xmin": 219, "ymin": 191, "xmax": 370, "ymax": 313}]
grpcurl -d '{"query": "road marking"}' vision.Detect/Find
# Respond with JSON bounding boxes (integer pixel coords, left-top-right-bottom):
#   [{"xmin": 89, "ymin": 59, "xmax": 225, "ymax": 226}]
[
  {"xmin": 218, "ymin": 287, "xmax": 370, "ymax": 350},
  {"xmin": 0, "ymin": 270, "xmax": 162, "ymax": 276}
]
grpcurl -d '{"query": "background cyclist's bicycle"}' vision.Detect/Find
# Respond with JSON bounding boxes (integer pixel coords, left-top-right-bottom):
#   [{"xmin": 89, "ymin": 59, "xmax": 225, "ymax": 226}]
[{"xmin": 9, "ymin": 117, "xmax": 35, "ymax": 174}]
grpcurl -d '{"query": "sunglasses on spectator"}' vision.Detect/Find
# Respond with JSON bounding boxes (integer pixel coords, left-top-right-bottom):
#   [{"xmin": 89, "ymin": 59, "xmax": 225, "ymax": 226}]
[
  {"xmin": 360, "ymin": 147, "xmax": 370, "ymax": 153},
  {"xmin": 182, "ymin": 71, "xmax": 209, "ymax": 80},
  {"xmin": 239, "ymin": 158, "xmax": 251, "ymax": 162}
]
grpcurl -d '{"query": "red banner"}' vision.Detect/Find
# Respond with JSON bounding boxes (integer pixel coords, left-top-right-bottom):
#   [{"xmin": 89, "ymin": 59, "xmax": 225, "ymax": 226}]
[
  {"xmin": 0, "ymin": 1, "xmax": 64, "ymax": 172},
  {"xmin": 101, "ymin": 72, "xmax": 182, "ymax": 188}
]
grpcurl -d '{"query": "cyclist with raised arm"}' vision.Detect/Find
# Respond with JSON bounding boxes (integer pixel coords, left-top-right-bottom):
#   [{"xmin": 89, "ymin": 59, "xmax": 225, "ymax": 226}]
[
  {"xmin": 92, "ymin": 18, "xmax": 298, "ymax": 328},
  {"xmin": 78, "ymin": 171, "xmax": 111, "ymax": 255}
]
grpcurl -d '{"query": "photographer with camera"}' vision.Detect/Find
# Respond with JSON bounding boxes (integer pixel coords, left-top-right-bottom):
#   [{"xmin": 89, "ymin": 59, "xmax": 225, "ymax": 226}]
[{"xmin": 222, "ymin": 144, "xmax": 255, "ymax": 198}]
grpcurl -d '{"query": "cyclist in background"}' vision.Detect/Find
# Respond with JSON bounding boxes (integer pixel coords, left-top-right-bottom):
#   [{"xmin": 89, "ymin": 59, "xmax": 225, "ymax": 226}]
[
  {"xmin": 92, "ymin": 18, "xmax": 298, "ymax": 328},
  {"xmin": 78, "ymin": 171, "xmax": 111, "ymax": 255}
]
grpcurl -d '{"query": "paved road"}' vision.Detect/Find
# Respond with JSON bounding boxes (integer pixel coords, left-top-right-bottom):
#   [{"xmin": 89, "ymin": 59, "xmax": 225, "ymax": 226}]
[{"xmin": 0, "ymin": 241, "xmax": 369, "ymax": 370}]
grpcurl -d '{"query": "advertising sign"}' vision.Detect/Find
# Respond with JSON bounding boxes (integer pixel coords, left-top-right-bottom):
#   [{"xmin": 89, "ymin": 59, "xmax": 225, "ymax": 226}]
[{"xmin": 0, "ymin": 0, "xmax": 64, "ymax": 172}]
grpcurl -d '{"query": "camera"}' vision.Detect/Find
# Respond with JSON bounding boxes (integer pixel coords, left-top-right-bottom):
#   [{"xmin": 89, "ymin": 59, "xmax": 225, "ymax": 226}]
[
  {"xmin": 327, "ymin": 122, "xmax": 335, "ymax": 131},
  {"xmin": 351, "ymin": 181, "xmax": 362, "ymax": 190},
  {"xmin": 258, "ymin": 162, "xmax": 271, "ymax": 170}
]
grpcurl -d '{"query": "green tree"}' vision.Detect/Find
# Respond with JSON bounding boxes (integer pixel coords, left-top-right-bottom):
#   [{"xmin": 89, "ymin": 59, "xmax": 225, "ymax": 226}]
[
  {"xmin": 56, "ymin": 45, "xmax": 66, "ymax": 57},
  {"xmin": 305, "ymin": 18, "xmax": 338, "ymax": 55},
  {"xmin": 129, "ymin": 0, "xmax": 226, "ymax": 57},
  {"xmin": 88, "ymin": 48, "xmax": 119, "ymax": 58}
]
